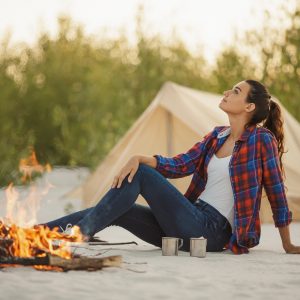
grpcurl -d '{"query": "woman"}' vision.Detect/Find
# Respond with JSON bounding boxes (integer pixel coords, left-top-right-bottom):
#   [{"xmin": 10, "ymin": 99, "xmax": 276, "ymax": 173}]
[{"xmin": 44, "ymin": 79, "xmax": 300, "ymax": 254}]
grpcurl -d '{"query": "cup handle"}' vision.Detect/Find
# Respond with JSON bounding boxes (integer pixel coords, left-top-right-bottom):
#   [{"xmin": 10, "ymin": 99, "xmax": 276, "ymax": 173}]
[{"xmin": 178, "ymin": 238, "xmax": 184, "ymax": 249}]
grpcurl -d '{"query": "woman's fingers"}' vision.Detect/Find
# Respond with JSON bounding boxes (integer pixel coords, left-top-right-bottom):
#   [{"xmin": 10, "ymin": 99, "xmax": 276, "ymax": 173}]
[
  {"xmin": 111, "ymin": 175, "xmax": 118, "ymax": 188},
  {"xmin": 128, "ymin": 170, "xmax": 134, "ymax": 183},
  {"xmin": 112, "ymin": 172, "xmax": 123, "ymax": 188},
  {"xmin": 114, "ymin": 168, "xmax": 136, "ymax": 188},
  {"xmin": 116, "ymin": 174, "xmax": 125, "ymax": 188},
  {"xmin": 111, "ymin": 157, "xmax": 139, "ymax": 188},
  {"xmin": 128, "ymin": 168, "xmax": 137, "ymax": 183},
  {"xmin": 284, "ymin": 244, "xmax": 300, "ymax": 254}
]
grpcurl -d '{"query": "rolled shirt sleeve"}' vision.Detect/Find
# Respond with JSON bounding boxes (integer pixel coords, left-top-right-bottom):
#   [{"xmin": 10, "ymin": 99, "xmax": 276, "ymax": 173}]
[{"xmin": 153, "ymin": 130, "xmax": 214, "ymax": 179}]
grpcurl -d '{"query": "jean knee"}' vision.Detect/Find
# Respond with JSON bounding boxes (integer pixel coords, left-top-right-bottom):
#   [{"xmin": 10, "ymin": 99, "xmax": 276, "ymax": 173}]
[
  {"xmin": 137, "ymin": 163, "xmax": 156, "ymax": 175},
  {"xmin": 138, "ymin": 163, "xmax": 152, "ymax": 171}
]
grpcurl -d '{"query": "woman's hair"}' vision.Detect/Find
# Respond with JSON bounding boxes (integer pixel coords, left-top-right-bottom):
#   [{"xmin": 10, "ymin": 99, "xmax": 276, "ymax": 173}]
[{"xmin": 244, "ymin": 79, "xmax": 286, "ymax": 178}]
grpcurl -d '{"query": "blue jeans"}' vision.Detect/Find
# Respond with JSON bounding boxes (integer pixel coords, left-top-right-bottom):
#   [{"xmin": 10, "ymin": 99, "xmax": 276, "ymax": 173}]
[{"xmin": 44, "ymin": 163, "xmax": 232, "ymax": 252}]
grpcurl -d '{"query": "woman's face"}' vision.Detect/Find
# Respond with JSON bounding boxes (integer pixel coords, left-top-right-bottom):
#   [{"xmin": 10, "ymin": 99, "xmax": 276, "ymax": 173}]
[{"xmin": 219, "ymin": 81, "xmax": 255, "ymax": 116}]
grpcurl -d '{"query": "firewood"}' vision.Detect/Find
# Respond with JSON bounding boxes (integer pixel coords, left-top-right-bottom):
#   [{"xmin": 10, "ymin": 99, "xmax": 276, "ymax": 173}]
[
  {"xmin": 49, "ymin": 254, "xmax": 122, "ymax": 270},
  {"xmin": 0, "ymin": 254, "xmax": 122, "ymax": 271},
  {"xmin": 0, "ymin": 238, "xmax": 13, "ymax": 248},
  {"xmin": 0, "ymin": 256, "xmax": 48, "ymax": 266}
]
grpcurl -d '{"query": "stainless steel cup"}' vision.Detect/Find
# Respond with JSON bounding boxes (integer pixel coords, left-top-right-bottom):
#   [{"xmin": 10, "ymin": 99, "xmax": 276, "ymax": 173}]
[
  {"xmin": 162, "ymin": 237, "xmax": 184, "ymax": 256},
  {"xmin": 190, "ymin": 237, "xmax": 207, "ymax": 257}
]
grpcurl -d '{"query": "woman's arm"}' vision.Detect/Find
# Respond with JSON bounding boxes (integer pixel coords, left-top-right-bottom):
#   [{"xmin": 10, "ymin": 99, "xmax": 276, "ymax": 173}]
[
  {"xmin": 261, "ymin": 132, "xmax": 298, "ymax": 253},
  {"xmin": 151, "ymin": 130, "xmax": 214, "ymax": 179},
  {"xmin": 261, "ymin": 132, "xmax": 292, "ymax": 226},
  {"xmin": 136, "ymin": 155, "xmax": 157, "ymax": 168},
  {"xmin": 278, "ymin": 226, "xmax": 300, "ymax": 254}
]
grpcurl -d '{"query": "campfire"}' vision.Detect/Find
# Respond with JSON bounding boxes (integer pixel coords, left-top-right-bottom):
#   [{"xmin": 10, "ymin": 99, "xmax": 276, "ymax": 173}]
[{"xmin": 0, "ymin": 149, "xmax": 122, "ymax": 271}]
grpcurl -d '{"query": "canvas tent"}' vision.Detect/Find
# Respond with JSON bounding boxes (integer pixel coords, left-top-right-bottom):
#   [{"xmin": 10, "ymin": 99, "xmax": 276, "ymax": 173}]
[{"xmin": 69, "ymin": 82, "xmax": 300, "ymax": 222}]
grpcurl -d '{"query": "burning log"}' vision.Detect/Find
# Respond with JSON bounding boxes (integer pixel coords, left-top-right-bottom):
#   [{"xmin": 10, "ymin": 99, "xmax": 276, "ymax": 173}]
[
  {"xmin": 0, "ymin": 223, "xmax": 123, "ymax": 271},
  {"xmin": 49, "ymin": 254, "xmax": 122, "ymax": 270},
  {"xmin": 0, "ymin": 238, "xmax": 13, "ymax": 248},
  {"xmin": 0, "ymin": 238, "xmax": 13, "ymax": 257},
  {"xmin": 0, "ymin": 254, "xmax": 122, "ymax": 271},
  {"xmin": 0, "ymin": 152, "xmax": 125, "ymax": 271}
]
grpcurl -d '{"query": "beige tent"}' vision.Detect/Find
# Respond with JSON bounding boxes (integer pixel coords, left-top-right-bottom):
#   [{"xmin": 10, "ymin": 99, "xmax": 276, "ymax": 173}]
[{"xmin": 70, "ymin": 82, "xmax": 300, "ymax": 222}]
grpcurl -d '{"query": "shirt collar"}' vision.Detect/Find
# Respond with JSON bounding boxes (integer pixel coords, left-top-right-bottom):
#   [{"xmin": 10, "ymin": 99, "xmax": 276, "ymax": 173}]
[
  {"xmin": 217, "ymin": 125, "xmax": 256, "ymax": 142},
  {"xmin": 217, "ymin": 127, "xmax": 231, "ymax": 139}
]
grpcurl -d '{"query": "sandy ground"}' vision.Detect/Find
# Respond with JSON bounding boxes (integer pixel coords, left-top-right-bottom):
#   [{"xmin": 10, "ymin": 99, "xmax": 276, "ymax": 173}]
[{"xmin": 0, "ymin": 168, "xmax": 299, "ymax": 300}]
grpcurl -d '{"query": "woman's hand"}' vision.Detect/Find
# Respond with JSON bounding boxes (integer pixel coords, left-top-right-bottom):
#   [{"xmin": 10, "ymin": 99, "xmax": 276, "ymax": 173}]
[
  {"xmin": 111, "ymin": 156, "xmax": 140, "ymax": 189},
  {"xmin": 277, "ymin": 226, "xmax": 300, "ymax": 253},
  {"xmin": 284, "ymin": 243, "xmax": 300, "ymax": 254}
]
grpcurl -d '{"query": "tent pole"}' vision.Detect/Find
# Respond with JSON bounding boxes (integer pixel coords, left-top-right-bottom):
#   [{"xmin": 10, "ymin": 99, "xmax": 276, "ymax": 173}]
[
  {"xmin": 166, "ymin": 110, "xmax": 178, "ymax": 187},
  {"xmin": 166, "ymin": 111, "xmax": 173, "ymax": 157}
]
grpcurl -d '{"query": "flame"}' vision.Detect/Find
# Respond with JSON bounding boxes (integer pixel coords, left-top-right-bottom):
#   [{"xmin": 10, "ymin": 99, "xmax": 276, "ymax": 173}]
[
  {"xmin": 3, "ymin": 149, "xmax": 52, "ymax": 227},
  {"xmin": 0, "ymin": 222, "xmax": 83, "ymax": 259},
  {"xmin": 19, "ymin": 148, "xmax": 48, "ymax": 183},
  {"xmin": 0, "ymin": 149, "xmax": 82, "ymax": 271},
  {"xmin": 34, "ymin": 265, "xmax": 64, "ymax": 272},
  {"xmin": 5, "ymin": 183, "xmax": 18, "ymax": 222}
]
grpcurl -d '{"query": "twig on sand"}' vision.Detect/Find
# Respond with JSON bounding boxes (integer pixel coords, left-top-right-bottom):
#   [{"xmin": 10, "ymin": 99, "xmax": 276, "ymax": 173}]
[
  {"xmin": 123, "ymin": 261, "xmax": 147, "ymax": 265},
  {"xmin": 119, "ymin": 266, "xmax": 147, "ymax": 273}
]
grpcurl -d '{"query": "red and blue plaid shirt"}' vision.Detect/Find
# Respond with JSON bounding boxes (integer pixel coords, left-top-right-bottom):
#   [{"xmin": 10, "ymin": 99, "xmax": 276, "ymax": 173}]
[{"xmin": 153, "ymin": 125, "xmax": 293, "ymax": 254}]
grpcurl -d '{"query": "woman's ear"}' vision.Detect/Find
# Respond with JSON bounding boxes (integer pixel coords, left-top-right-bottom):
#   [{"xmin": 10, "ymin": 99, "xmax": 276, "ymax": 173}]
[{"xmin": 245, "ymin": 102, "xmax": 255, "ymax": 113}]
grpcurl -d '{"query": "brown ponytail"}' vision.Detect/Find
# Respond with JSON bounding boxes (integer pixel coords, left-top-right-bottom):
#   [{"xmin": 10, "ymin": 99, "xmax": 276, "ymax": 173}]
[
  {"xmin": 245, "ymin": 80, "xmax": 286, "ymax": 179},
  {"xmin": 262, "ymin": 99, "xmax": 286, "ymax": 178}
]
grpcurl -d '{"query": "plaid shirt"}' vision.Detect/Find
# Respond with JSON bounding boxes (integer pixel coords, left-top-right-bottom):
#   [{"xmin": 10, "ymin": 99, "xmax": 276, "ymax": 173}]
[{"xmin": 153, "ymin": 125, "xmax": 293, "ymax": 254}]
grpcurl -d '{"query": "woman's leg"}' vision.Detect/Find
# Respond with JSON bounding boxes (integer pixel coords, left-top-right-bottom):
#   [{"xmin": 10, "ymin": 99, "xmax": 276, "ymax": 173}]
[
  {"xmin": 111, "ymin": 203, "xmax": 166, "ymax": 248},
  {"xmin": 73, "ymin": 163, "xmax": 230, "ymax": 251},
  {"xmin": 45, "ymin": 207, "xmax": 93, "ymax": 231},
  {"xmin": 44, "ymin": 203, "xmax": 165, "ymax": 248},
  {"xmin": 44, "ymin": 163, "xmax": 231, "ymax": 251}
]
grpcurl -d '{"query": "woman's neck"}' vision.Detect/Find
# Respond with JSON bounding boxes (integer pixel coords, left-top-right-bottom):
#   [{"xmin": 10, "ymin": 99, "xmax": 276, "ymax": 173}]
[{"xmin": 228, "ymin": 118, "xmax": 248, "ymax": 141}]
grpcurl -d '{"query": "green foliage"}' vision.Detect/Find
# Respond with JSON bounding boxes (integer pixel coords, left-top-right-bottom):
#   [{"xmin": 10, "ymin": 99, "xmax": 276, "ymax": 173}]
[
  {"xmin": 267, "ymin": 7, "xmax": 300, "ymax": 117},
  {"xmin": 0, "ymin": 15, "xmax": 209, "ymax": 186},
  {"xmin": 0, "ymin": 4, "xmax": 299, "ymax": 186},
  {"xmin": 210, "ymin": 48, "xmax": 257, "ymax": 93},
  {"xmin": 238, "ymin": 4, "xmax": 300, "ymax": 116}
]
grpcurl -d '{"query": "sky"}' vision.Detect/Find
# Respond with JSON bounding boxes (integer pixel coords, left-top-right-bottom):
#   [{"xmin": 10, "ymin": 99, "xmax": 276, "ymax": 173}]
[{"xmin": 0, "ymin": 0, "xmax": 295, "ymax": 63}]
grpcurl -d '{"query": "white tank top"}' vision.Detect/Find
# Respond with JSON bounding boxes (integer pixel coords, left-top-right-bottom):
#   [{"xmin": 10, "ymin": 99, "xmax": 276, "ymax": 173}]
[{"xmin": 198, "ymin": 154, "xmax": 235, "ymax": 232}]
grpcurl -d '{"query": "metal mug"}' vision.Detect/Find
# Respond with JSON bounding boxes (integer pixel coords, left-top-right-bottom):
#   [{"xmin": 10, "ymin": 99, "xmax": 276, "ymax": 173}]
[
  {"xmin": 190, "ymin": 237, "xmax": 207, "ymax": 257},
  {"xmin": 162, "ymin": 237, "xmax": 184, "ymax": 256}
]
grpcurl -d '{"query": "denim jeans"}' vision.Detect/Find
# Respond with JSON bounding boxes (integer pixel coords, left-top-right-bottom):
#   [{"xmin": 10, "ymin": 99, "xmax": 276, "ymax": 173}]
[{"xmin": 44, "ymin": 163, "xmax": 232, "ymax": 252}]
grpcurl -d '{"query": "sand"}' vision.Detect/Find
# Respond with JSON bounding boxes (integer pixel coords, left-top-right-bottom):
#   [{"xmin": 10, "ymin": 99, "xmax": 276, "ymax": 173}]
[{"xmin": 0, "ymin": 168, "xmax": 299, "ymax": 300}]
